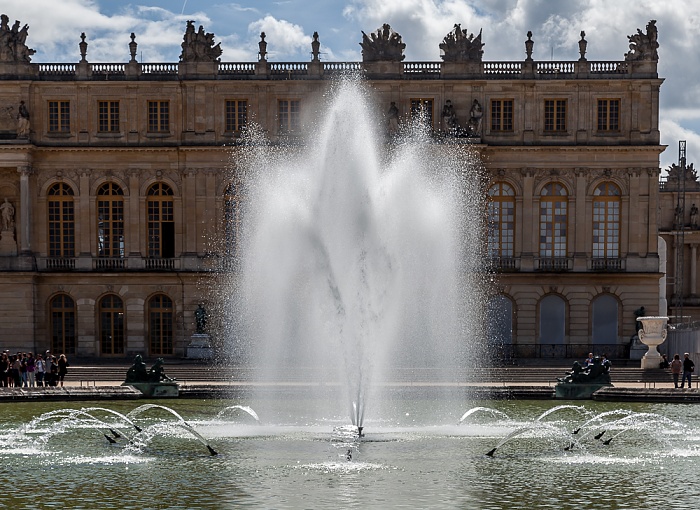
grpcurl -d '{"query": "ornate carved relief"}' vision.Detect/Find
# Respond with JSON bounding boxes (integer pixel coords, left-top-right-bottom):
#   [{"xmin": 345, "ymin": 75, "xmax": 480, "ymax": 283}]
[
  {"xmin": 624, "ymin": 20, "xmax": 658, "ymax": 62},
  {"xmin": 0, "ymin": 14, "xmax": 35, "ymax": 63},
  {"xmin": 180, "ymin": 21, "xmax": 222, "ymax": 63},
  {"xmin": 360, "ymin": 24, "xmax": 405, "ymax": 62},
  {"xmin": 439, "ymin": 25, "xmax": 484, "ymax": 62}
]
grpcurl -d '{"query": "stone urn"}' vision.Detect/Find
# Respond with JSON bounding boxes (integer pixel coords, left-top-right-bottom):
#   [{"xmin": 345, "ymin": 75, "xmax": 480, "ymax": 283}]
[{"xmin": 636, "ymin": 316, "xmax": 668, "ymax": 369}]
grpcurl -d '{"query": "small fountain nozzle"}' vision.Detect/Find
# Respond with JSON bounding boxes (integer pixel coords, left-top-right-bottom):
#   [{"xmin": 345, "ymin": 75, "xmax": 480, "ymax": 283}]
[
  {"xmin": 572, "ymin": 428, "xmax": 581, "ymax": 435},
  {"xmin": 594, "ymin": 431, "xmax": 606, "ymax": 440},
  {"xmin": 357, "ymin": 426, "xmax": 364, "ymax": 438},
  {"xmin": 207, "ymin": 445, "xmax": 218, "ymax": 456},
  {"xmin": 485, "ymin": 448, "xmax": 497, "ymax": 457},
  {"xmin": 104, "ymin": 434, "xmax": 117, "ymax": 444},
  {"xmin": 602, "ymin": 438, "xmax": 613, "ymax": 445},
  {"xmin": 110, "ymin": 428, "xmax": 121, "ymax": 439}
]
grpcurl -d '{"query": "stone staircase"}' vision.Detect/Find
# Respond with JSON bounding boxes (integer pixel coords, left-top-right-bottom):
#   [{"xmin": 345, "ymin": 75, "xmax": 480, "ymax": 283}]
[{"xmin": 66, "ymin": 364, "xmax": 674, "ymax": 386}]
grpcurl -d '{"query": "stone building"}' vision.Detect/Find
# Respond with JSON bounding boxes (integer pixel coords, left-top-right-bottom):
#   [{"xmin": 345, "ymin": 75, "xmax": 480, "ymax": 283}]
[{"xmin": 0, "ymin": 17, "xmax": 664, "ymax": 359}]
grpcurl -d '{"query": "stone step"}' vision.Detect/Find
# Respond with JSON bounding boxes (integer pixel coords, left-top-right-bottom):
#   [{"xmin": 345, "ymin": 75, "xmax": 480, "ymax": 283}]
[{"xmin": 60, "ymin": 365, "xmax": 675, "ymax": 384}]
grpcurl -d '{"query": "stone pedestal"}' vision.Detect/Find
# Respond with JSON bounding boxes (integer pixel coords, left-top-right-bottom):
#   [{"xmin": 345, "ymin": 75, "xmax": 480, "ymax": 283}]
[
  {"xmin": 0, "ymin": 229, "xmax": 17, "ymax": 256},
  {"xmin": 629, "ymin": 335, "xmax": 647, "ymax": 360},
  {"xmin": 637, "ymin": 316, "xmax": 668, "ymax": 369},
  {"xmin": 125, "ymin": 382, "xmax": 179, "ymax": 398},
  {"xmin": 555, "ymin": 382, "xmax": 612, "ymax": 400},
  {"xmin": 187, "ymin": 333, "xmax": 214, "ymax": 359}
]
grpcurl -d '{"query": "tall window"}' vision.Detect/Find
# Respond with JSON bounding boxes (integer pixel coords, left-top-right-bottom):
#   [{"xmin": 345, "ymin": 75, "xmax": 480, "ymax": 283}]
[
  {"xmin": 48, "ymin": 100, "xmax": 70, "ymax": 133},
  {"xmin": 50, "ymin": 294, "xmax": 76, "ymax": 354},
  {"xmin": 544, "ymin": 99, "xmax": 567, "ymax": 132},
  {"xmin": 97, "ymin": 182, "xmax": 124, "ymax": 257},
  {"xmin": 539, "ymin": 294, "xmax": 566, "ymax": 344},
  {"xmin": 98, "ymin": 101, "xmax": 120, "ymax": 133},
  {"xmin": 593, "ymin": 182, "xmax": 621, "ymax": 259},
  {"xmin": 491, "ymin": 99, "xmax": 514, "ymax": 132},
  {"xmin": 597, "ymin": 99, "xmax": 620, "ymax": 132},
  {"xmin": 99, "ymin": 294, "xmax": 124, "ymax": 355},
  {"xmin": 592, "ymin": 294, "xmax": 618, "ymax": 344},
  {"xmin": 410, "ymin": 98, "xmax": 434, "ymax": 127},
  {"xmin": 278, "ymin": 99, "xmax": 300, "ymax": 133},
  {"xmin": 149, "ymin": 294, "xmax": 173, "ymax": 355},
  {"xmin": 147, "ymin": 183, "xmax": 175, "ymax": 258},
  {"xmin": 225, "ymin": 100, "xmax": 247, "ymax": 132},
  {"xmin": 48, "ymin": 182, "xmax": 75, "ymax": 257},
  {"xmin": 488, "ymin": 182, "xmax": 515, "ymax": 258},
  {"xmin": 224, "ymin": 182, "xmax": 242, "ymax": 258},
  {"xmin": 148, "ymin": 100, "xmax": 170, "ymax": 133},
  {"xmin": 539, "ymin": 183, "xmax": 568, "ymax": 258}
]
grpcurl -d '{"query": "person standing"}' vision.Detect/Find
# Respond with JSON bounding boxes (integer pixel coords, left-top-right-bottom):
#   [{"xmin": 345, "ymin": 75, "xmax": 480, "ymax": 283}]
[
  {"xmin": 26, "ymin": 352, "xmax": 35, "ymax": 387},
  {"xmin": 57, "ymin": 354, "xmax": 69, "ymax": 387},
  {"xmin": 35, "ymin": 353, "xmax": 45, "ymax": 387},
  {"xmin": 670, "ymin": 354, "xmax": 683, "ymax": 388},
  {"xmin": 681, "ymin": 353, "xmax": 695, "ymax": 389}
]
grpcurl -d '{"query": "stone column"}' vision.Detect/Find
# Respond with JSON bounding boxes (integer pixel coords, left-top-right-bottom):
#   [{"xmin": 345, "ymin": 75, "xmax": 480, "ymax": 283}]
[
  {"xmin": 627, "ymin": 168, "xmax": 640, "ymax": 255},
  {"xmin": 574, "ymin": 168, "xmax": 587, "ymax": 268},
  {"xmin": 646, "ymin": 168, "xmax": 659, "ymax": 255},
  {"xmin": 17, "ymin": 166, "xmax": 33, "ymax": 254},
  {"xmin": 181, "ymin": 169, "xmax": 197, "ymax": 255},
  {"xmin": 520, "ymin": 168, "xmax": 535, "ymax": 270},
  {"xmin": 78, "ymin": 169, "xmax": 92, "ymax": 257},
  {"xmin": 691, "ymin": 243, "xmax": 698, "ymax": 296},
  {"xmin": 127, "ymin": 169, "xmax": 142, "ymax": 263}
]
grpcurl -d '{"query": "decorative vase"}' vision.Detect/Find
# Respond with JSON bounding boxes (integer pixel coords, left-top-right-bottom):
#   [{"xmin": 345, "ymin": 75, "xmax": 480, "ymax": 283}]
[{"xmin": 636, "ymin": 316, "xmax": 668, "ymax": 369}]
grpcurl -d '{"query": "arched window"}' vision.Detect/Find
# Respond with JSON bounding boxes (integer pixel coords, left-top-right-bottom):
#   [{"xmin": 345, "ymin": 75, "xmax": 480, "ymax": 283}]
[
  {"xmin": 592, "ymin": 294, "xmax": 618, "ymax": 345},
  {"xmin": 224, "ymin": 181, "xmax": 242, "ymax": 258},
  {"xmin": 148, "ymin": 294, "xmax": 174, "ymax": 355},
  {"xmin": 99, "ymin": 294, "xmax": 124, "ymax": 355},
  {"xmin": 539, "ymin": 183, "xmax": 568, "ymax": 259},
  {"xmin": 539, "ymin": 294, "xmax": 566, "ymax": 345},
  {"xmin": 47, "ymin": 182, "xmax": 75, "ymax": 257},
  {"xmin": 487, "ymin": 183, "xmax": 515, "ymax": 258},
  {"xmin": 50, "ymin": 294, "xmax": 76, "ymax": 354},
  {"xmin": 147, "ymin": 183, "xmax": 174, "ymax": 258},
  {"xmin": 97, "ymin": 182, "xmax": 124, "ymax": 257},
  {"xmin": 593, "ymin": 182, "xmax": 621, "ymax": 259}
]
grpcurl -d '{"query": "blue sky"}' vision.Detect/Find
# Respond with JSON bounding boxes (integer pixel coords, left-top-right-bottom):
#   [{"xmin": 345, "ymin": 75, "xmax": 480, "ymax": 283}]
[{"xmin": 3, "ymin": 0, "xmax": 699, "ymax": 168}]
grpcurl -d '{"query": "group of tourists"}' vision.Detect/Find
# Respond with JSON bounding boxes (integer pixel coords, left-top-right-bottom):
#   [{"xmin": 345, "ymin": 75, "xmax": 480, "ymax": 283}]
[
  {"xmin": 0, "ymin": 350, "xmax": 69, "ymax": 388},
  {"xmin": 660, "ymin": 352, "xmax": 695, "ymax": 389}
]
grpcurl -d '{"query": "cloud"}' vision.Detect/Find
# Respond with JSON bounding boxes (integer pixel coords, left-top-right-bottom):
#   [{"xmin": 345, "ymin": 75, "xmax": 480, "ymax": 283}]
[
  {"xmin": 660, "ymin": 119, "xmax": 700, "ymax": 171},
  {"xmin": 248, "ymin": 15, "xmax": 313, "ymax": 60}
]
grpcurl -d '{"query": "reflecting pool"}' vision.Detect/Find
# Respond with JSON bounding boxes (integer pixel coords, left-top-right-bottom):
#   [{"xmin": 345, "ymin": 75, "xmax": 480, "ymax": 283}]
[{"xmin": 2, "ymin": 391, "xmax": 699, "ymax": 509}]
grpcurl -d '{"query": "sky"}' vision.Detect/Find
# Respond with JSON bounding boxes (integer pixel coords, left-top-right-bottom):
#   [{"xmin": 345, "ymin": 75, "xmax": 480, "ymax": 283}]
[{"xmin": 2, "ymin": 0, "xmax": 699, "ymax": 169}]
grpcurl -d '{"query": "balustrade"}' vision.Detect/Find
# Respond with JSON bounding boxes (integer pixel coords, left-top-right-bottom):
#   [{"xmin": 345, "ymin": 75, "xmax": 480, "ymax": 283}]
[{"xmin": 33, "ymin": 59, "xmax": 634, "ymax": 80}]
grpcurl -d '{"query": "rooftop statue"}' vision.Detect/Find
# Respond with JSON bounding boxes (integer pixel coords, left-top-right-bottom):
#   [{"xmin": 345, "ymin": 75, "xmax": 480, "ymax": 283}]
[
  {"xmin": 360, "ymin": 24, "xmax": 405, "ymax": 62},
  {"xmin": 664, "ymin": 162, "xmax": 700, "ymax": 191},
  {"xmin": 0, "ymin": 14, "xmax": 35, "ymax": 63},
  {"xmin": 439, "ymin": 24, "xmax": 484, "ymax": 62},
  {"xmin": 624, "ymin": 19, "xmax": 659, "ymax": 61},
  {"xmin": 180, "ymin": 20, "xmax": 222, "ymax": 63}
]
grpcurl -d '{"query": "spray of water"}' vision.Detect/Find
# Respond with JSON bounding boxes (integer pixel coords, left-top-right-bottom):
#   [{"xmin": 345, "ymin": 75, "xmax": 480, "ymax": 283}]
[{"xmin": 226, "ymin": 78, "xmax": 488, "ymax": 426}]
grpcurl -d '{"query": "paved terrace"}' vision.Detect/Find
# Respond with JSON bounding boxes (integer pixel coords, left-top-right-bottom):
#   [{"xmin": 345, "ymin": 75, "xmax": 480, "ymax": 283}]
[{"xmin": 52, "ymin": 363, "xmax": 690, "ymax": 388}]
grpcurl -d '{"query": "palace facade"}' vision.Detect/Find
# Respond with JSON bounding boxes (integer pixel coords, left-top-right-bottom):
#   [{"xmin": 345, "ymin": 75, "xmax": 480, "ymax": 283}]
[{"xmin": 0, "ymin": 18, "xmax": 664, "ymax": 359}]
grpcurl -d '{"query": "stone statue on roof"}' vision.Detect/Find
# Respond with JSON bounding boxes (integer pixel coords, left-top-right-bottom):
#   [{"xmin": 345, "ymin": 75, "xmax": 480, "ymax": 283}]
[
  {"xmin": 624, "ymin": 19, "xmax": 659, "ymax": 61},
  {"xmin": 665, "ymin": 162, "xmax": 700, "ymax": 191},
  {"xmin": 180, "ymin": 20, "xmax": 222, "ymax": 63},
  {"xmin": 440, "ymin": 24, "xmax": 484, "ymax": 62},
  {"xmin": 0, "ymin": 14, "xmax": 35, "ymax": 63},
  {"xmin": 360, "ymin": 24, "xmax": 405, "ymax": 62}
]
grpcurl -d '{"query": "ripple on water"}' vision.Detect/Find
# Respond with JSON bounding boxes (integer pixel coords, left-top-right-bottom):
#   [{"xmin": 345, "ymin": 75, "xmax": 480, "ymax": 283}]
[
  {"xmin": 294, "ymin": 461, "xmax": 390, "ymax": 473},
  {"xmin": 57, "ymin": 454, "xmax": 153, "ymax": 466}
]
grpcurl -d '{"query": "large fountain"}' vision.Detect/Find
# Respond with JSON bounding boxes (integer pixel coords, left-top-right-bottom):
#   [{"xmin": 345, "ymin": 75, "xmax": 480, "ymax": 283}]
[
  {"xmin": 2, "ymin": 82, "xmax": 700, "ymax": 509},
  {"xmin": 229, "ymin": 79, "xmax": 488, "ymax": 428}
]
